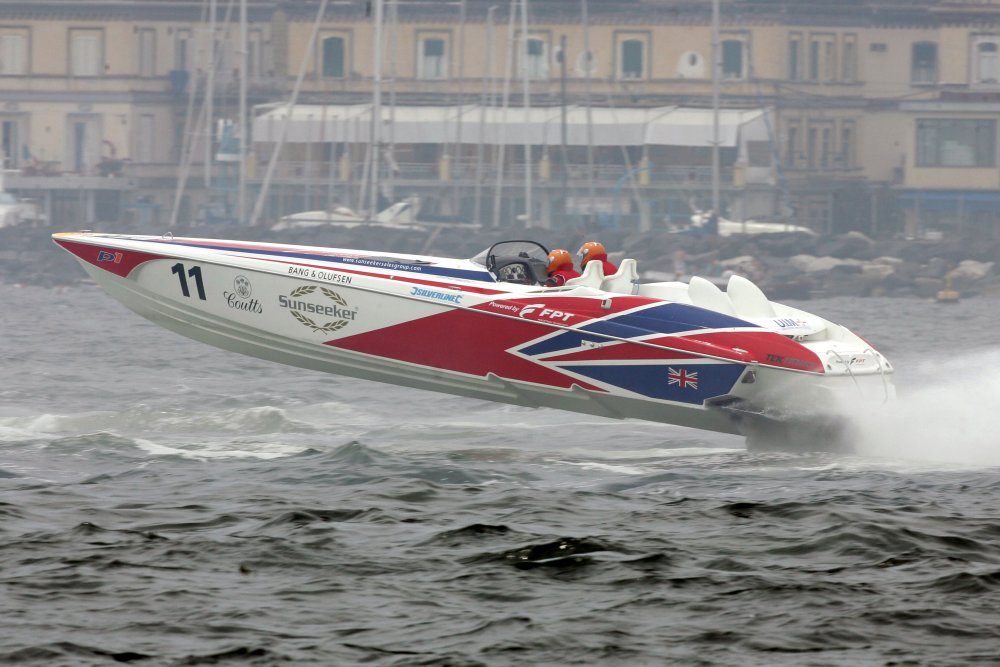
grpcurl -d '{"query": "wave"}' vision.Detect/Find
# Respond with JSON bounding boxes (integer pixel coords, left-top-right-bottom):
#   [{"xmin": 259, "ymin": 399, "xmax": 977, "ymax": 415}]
[{"xmin": 0, "ymin": 404, "xmax": 318, "ymax": 438}]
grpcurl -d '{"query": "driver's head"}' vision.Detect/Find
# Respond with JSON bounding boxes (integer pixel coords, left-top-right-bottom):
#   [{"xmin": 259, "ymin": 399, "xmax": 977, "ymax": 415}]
[
  {"xmin": 546, "ymin": 249, "xmax": 573, "ymax": 274},
  {"xmin": 578, "ymin": 241, "xmax": 607, "ymax": 267}
]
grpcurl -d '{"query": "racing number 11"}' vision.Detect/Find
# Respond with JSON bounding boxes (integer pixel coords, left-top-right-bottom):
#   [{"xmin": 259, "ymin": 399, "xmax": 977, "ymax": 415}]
[{"xmin": 171, "ymin": 262, "xmax": 206, "ymax": 300}]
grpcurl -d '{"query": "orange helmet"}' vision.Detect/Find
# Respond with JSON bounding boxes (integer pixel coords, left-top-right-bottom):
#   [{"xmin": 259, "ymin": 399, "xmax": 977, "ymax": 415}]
[
  {"xmin": 547, "ymin": 248, "xmax": 573, "ymax": 273},
  {"xmin": 577, "ymin": 241, "xmax": 606, "ymax": 266}
]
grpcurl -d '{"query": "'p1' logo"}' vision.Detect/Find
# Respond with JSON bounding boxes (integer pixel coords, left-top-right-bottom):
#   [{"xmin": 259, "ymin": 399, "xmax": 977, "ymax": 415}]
[{"xmin": 97, "ymin": 250, "xmax": 123, "ymax": 264}]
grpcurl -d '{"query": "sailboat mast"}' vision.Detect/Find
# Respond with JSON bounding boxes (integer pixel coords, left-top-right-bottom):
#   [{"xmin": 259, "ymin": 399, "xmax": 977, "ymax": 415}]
[
  {"xmin": 238, "ymin": 0, "xmax": 247, "ymax": 223},
  {"xmin": 248, "ymin": 0, "xmax": 331, "ymax": 227},
  {"xmin": 520, "ymin": 0, "xmax": 531, "ymax": 227},
  {"xmin": 368, "ymin": 0, "xmax": 385, "ymax": 218},
  {"xmin": 491, "ymin": 2, "xmax": 517, "ymax": 228},
  {"xmin": 473, "ymin": 5, "xmax": 497, "ymax": 226},
  {"xmin": 711, "ymin": 0, "xmax": 721, "ymax": 219},
  {"xmin": 387, "ymin": 0, "xmax": 398, "ymax": 203},
  {"xmin": 205, "ymin": 0, "xmax": 216, "ymax": 189},
  {"xmin": 582, "ymin": 0, "xmax": 595, "ymax": 219}
]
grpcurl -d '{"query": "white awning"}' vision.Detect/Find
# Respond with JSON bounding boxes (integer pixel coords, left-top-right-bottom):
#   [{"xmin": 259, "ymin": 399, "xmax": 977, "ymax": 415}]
[
  {"xmin": 645, "ymin": 108, "xmax": 767, "ymax": 148},
  {"xmin": 253, "ymin": 104, "xmax": 371, "ymax": 143},
  {"xmin": 253, "ymin": 103, "xmax": 770, "ymax": 149}
]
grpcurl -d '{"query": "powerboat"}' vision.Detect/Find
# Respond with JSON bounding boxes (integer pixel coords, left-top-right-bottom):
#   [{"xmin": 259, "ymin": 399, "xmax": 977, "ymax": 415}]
[
  {"xmin": 273, "ymin": 199, "xmax": 420, "ymax": 231},
  {"xmin": 52, "ymin": 233, "xmax": 893, "ymax": 449},
  {"xmin": 688, "ymin": 210, "xmax": 817, "ymax": 237}
]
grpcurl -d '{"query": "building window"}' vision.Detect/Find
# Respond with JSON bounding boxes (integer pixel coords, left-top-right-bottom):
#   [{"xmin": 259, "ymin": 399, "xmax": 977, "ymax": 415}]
[
  {"xmin": 785, "ymin": 121, "xmax": 800, "ymax": 168},
  {"xmin": 620, "ymin": 39, "xmax": 644, "ymax": 79},
  {"xmin": 841, "ymin": 34, "xmax": 856, "ymax": 82},
  {"xmin": 809, "ymin": 33, "xmax": 836, "ymax": 81},
  {"xmin": 806, "ymin": 125, "xmax": 818, "ymax": 168},
  {"xmin": 137, "ymin": 113, "xmax": 155, "ymax": 163},
  {"xmin": 137, "ymin": 28, "xmax": 156, "ymax": 77},
  {"xmin": 819, "ymin": 124, "xmax": 832, "ymax": 168},
  {"xmin": 69, "ymin": 29, "xmax": 102, "ymax": 77},
  {"xmin": 419, "ymin": 37, "xmax": 447, "ymax": 79},
  {"xmin": 722, "ymin": 39, "xmax": 744, "ymax": 79},
  {"xmin": 522, "ymin": 37, "xmax": 548, "ymax": 80},
  {"xmin": 1, "ymin": 116, "xmax": 25, "ymax": 167},
  {"xmin": 174, "ymin": 28, "xmax": 191, "ymax": 71},
  {"xmin": 247, "ymin": 28, "xmax": 263, "ymax": 80},
  {"xmin": 804, "ymin": 121, "xmax": 834, "ymax": 169},
  {"xmin": 911, "ymin": 42, "xmax": 937, "ymax": 84},
  {"xmin": 788, "ymin": 32, "xmax": 802, "ymax": 81},
  {"xmin": 916, "ymin": 119, "xmax": 996, "ymax": 167},
  {"xmin": 0, "ymin": 28, "xmax": 28, "ymax": 75},
  {"xmin": 67, "ymin": 115, "xmax": 101, "ymax": 172},
  {"xmin": 973, "ymin": 38, "xmax": 999, "ymax": 84},
  {"xmin": 840, "ymin": 120, "xmax": 855, "ymax": 168},
  {"xmin": 321, "ymin": 35, "xmax": 345, "ymax": 78}
]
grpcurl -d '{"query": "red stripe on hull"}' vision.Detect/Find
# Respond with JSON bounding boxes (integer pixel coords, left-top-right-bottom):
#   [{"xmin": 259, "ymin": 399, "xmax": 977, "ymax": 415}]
[
  {"xmin": 54, "ymin": 238, "xmax": 165, "ymax": 278},
  {"xmin": 472, "ymin": 295, "xmax": 658, "ymax": 326},
  {"xmin": 325, "ymin": 308, "xmax": 605, "ymax": 390},
  {"xmin": 652, "ymin": 331, "xmax": 823, "ymax": 373}
]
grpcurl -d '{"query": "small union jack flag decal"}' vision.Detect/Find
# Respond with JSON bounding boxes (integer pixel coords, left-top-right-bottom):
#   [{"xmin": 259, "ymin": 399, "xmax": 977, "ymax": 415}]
[{"xmin": 667, "ymin": 367, "xmax": 698, "ymax": 390}]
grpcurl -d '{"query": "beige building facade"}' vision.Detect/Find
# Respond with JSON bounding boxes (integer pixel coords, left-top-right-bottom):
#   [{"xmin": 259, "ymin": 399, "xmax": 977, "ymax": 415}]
[{"xmin": 2, "ymin": 0, "xmax": 1000, "ymax": 236}]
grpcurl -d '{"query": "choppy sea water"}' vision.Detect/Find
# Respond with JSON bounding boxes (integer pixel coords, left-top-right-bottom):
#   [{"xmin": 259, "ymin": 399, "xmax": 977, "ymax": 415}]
[{"xmin": 2, "ymin": 283, "xmax": 1000, "ymax": 666}]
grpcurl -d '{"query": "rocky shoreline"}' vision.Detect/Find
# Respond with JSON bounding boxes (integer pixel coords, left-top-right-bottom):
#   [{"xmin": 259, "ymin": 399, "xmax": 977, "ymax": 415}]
[{"xmin": 5, "ymin": 222, "xmax": 998, "ymax": 299}]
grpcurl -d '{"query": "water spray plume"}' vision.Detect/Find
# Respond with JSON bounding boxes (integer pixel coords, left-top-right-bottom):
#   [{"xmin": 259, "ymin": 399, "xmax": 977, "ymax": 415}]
[{"xmin": 851, "ymin": 349, "xmax": 1000, "ymax": 466}]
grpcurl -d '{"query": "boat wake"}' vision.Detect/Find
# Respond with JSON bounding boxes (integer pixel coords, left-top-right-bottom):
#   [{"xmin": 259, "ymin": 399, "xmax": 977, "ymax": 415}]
[{"xmin": 849, "ymin": 349, "xmax": 1000, "ymax": 466}]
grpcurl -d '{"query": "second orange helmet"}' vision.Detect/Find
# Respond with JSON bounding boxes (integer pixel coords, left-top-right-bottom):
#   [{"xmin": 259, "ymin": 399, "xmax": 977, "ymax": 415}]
[{"xmin": 577, "ymin": 241, "xmax": 606, "ymax": 265}]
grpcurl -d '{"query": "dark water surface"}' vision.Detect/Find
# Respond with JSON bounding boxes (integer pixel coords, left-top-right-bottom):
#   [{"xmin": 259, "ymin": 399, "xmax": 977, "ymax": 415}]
[{"xmin": 3, "ymin": 284, "xmax": 1000, "ymax": 666}]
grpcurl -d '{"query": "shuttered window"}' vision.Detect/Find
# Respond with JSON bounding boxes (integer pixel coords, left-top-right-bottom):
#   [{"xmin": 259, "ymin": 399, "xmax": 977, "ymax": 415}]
[
  {"xmin": 621, "ymin": 39, "xmax": 643, "ymax": 79},
  {"xmin": 70, "ymin": 30, "xmax": 101, "ymax": 77},
  {"xmin": 322, "ymin": 36, "xmax": 345, "ymax": 79},
  {"xmin": 0, "ymin": 32, "xmax": 27, "ymax": 75}
]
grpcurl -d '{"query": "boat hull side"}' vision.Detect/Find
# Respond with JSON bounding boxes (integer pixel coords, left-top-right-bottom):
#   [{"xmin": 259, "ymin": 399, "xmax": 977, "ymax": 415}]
[{"xmin": 71, "ymin": 257, "xmax": 747, "ymax": 435}]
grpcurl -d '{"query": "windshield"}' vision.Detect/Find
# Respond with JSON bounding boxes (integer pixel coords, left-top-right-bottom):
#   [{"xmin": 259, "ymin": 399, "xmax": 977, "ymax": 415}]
[
  {"xmin": 470, "ymin": 240, "xmax": 550, "ymax": 285},
  {"xmin": 470, "ymin": 240, "xmax": 549, "ymax": 269}
]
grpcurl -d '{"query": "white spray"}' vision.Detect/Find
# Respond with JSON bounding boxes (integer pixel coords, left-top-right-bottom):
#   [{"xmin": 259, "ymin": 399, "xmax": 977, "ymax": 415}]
[{"xmin": 850, "ymin": 348, "xmax": 1000, "ymax": 466}]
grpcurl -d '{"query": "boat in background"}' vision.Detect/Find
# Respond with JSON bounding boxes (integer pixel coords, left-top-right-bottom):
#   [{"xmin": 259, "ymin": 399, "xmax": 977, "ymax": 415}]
[
  {"xmin": 273, "ymin": 198, "xmax": 421, "ymax": 231},
  {"xmin": 689, "ymin": 210, "xmax": 817, "ymax": 237},
  {"xmin": 0, "ymin": 170, "xmax": 46, "ymax": 228},
  {"xmin": 52, "ymin": 232, "xmax": 894, "ymax": 450}
]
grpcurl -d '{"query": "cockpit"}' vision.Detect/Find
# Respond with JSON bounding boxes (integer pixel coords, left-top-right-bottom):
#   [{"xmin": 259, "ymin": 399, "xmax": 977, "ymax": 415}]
[{"xmin": 470, "ymin": 240, "xmax": 551, "ymax": 285}]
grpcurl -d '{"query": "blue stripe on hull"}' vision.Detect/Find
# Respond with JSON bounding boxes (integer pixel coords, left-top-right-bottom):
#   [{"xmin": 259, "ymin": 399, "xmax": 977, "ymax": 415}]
[
  {"xmin": 561, "ymin": 362, "xmax": 745, "ymax": 404},
  {"xmin": 589, "ymin": 303, "xmax": 757, "ymax": 335}
]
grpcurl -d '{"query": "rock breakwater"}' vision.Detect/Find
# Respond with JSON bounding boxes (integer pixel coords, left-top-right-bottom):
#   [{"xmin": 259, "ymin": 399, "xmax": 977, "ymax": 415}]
[{"xmin": 8, "ymin": 222, "xmax": 998, "ymax": 299}]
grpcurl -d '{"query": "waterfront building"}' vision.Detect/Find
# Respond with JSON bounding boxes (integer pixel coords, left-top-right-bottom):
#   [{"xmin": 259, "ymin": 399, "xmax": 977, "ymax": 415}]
[{"xmin": 1, "ymin": 0, "xmax": 999, "ymax": 238}]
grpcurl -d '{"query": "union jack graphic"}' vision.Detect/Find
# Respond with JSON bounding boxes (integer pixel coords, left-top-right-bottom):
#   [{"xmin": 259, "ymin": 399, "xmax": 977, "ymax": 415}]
[{"xmin": 667, "ymin": 367, "xmax": 698, "ymax": 390}]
